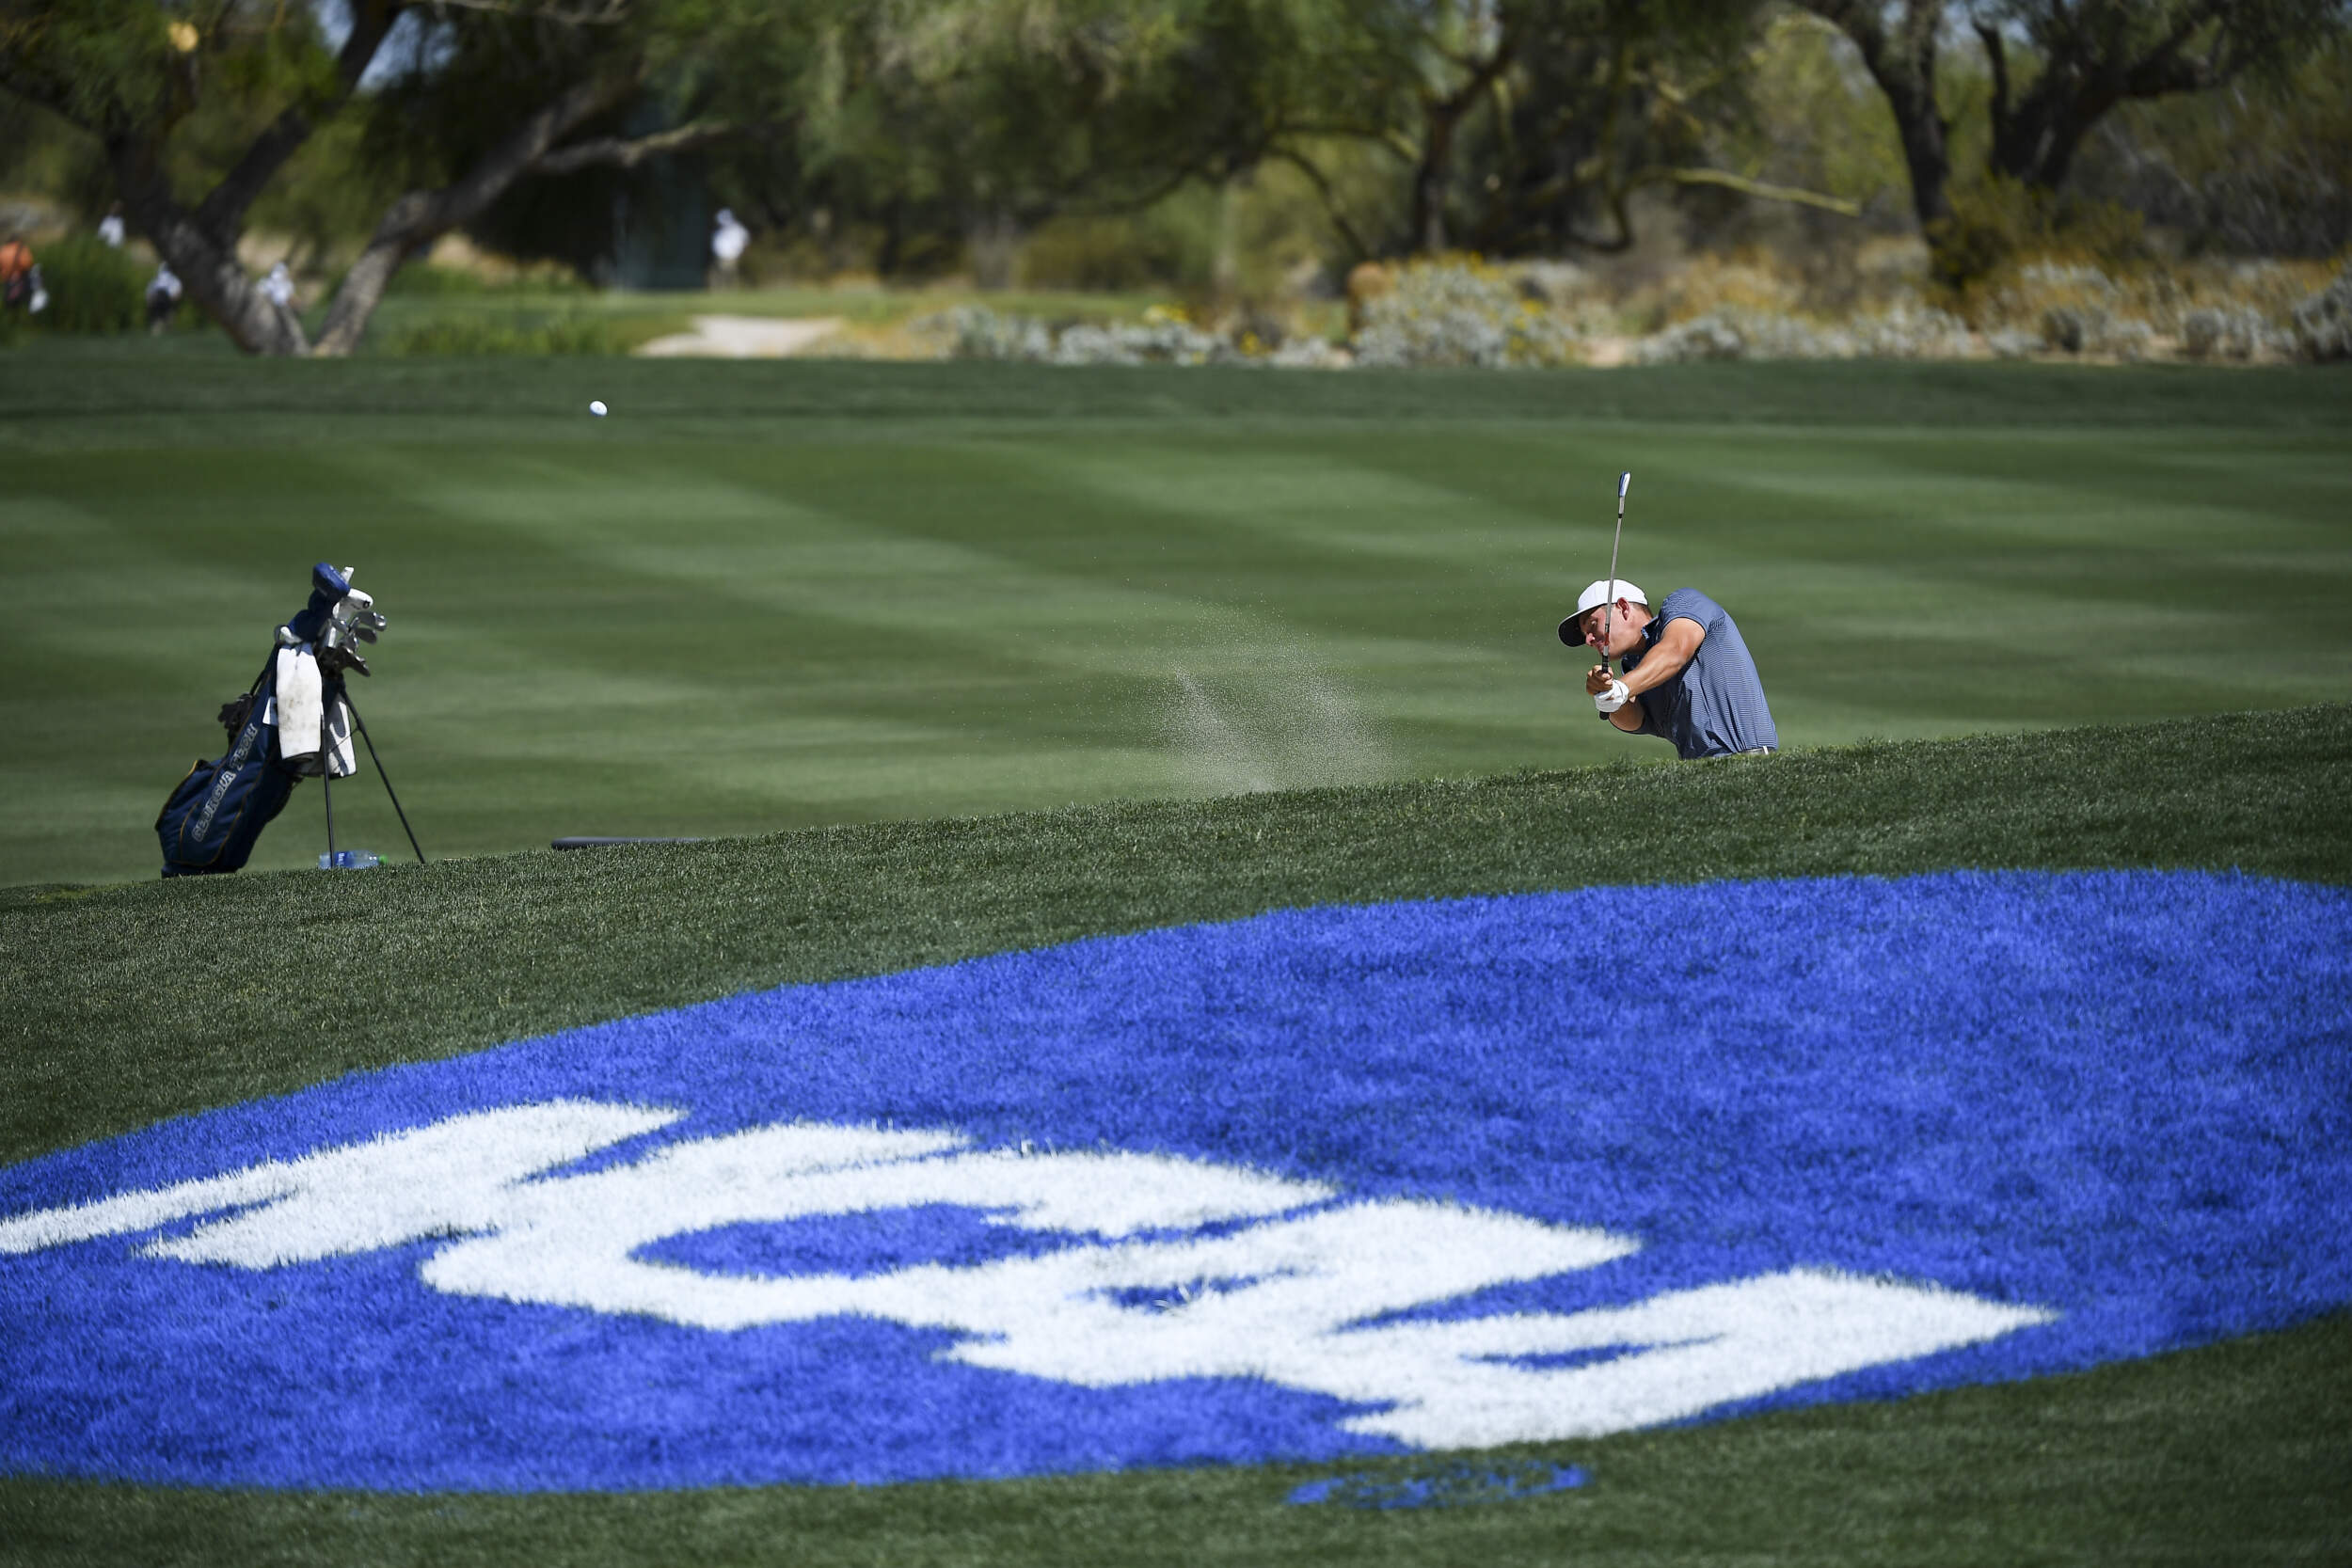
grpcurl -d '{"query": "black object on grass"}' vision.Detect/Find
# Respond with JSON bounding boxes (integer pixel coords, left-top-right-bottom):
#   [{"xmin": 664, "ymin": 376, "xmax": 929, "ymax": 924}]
[{"xmin": 157, "ymin": 563, "xmax": 424, "ymax": 877}]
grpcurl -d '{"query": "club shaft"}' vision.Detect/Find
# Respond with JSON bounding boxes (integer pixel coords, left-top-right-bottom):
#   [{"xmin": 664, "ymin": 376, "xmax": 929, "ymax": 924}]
[{"xmin": 1600, "ymin": 473, "xmax": 1629, "ymax": 671}]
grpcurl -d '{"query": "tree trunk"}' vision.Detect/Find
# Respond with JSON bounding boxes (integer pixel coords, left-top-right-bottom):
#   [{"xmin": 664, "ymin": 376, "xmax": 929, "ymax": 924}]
[
  {"xmin": 1801, "ymin": 0, "xmax": 1952, "ymax": 231},
  {"xmin": 192, "ymin": 0, "xmax": 403, "ymax": 251},
  {"xmin": 311, "ymin": 71, "xmax": 638, "ymax": 356},
  {"xmin": 1412, "ymin": 110, "xmax": 1456, "ymax": 255},
  {"xmin": 107, "ymin": 135, "xmax": 310, "ymax": 356},
  {"xmin": 1407, "ymin": 31, "xmax": 1515, "ymax": 258},
  {"xmin": 878, "ymin": 198, "xmax": 904, "ymax": 278},
  {"xmin": 1979, "ymin": 8, "xmax": 2220, "ymax": 198},
  {"xmin": 1886, "ymin": 76, "xmax": 1953, "ymax": 230},
  {"xmin": 1987, "ymin": 59, "xmax": 2119, "ymax": 195},
  {"xmin": 1211, "ymin": 169, "xmax": 1244, "ymax": 305},
  {"xmin": 71, "ymin": 0, "xmax": 405, "ymax": 356},
  {"xmin": 2003, "ymin": 106, "xmax": 2095, "ymax": 193},
  {"xmin": 310, "ymin": 201, "xmax": 427, "ymax": 358},
  {"xmin": 967, "ymin": 210, "xmax": 1023, "ymax": 291}
]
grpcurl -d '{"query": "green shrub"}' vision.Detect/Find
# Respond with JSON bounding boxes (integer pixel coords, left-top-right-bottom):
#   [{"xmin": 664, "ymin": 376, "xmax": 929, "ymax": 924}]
[
  {"xmin": 1929, "ymin": 175, "xmax": 2149, "ymax": 299},
  {"xmin": 1019, "ymin": 213, "xmax": 1196, "ymax": 293},
  {"xmin": 384, "ymin": 264, "xmax": 492, "ymax": 297},
  {"xmin": 383, "ymin": 262, "xmax": 586, "ymax": 296},
  {"xmin": 1352, "ymin": 257, "xmax": 1582, "ymax": 368},
  {"xmin": 2291, "ymin": 263, "xmax": 2352, "ymax": 361},
  {"xmin": 376, "ymin": 311, "xmax": 662, "ymax": 356},
  {"xmin": 27, "ymin": 235, "xmax": 147, "ymax": 334}
]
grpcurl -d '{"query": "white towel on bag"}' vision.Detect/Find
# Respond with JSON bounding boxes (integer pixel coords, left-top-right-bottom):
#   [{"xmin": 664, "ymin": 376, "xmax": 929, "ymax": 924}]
[
  {"xmin": 272, "ymin": 649, "xmax": 358, "ymax": 777},
  {"xmin": 275, "ymin": 648, "xmax": 322, "ymax": 765}
]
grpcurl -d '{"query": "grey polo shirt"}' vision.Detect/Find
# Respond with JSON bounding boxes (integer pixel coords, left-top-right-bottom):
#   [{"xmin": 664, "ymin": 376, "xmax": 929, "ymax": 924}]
[{"xmin": 1619, "ymin": 588, "xmax": 1779, "ymax": 759}]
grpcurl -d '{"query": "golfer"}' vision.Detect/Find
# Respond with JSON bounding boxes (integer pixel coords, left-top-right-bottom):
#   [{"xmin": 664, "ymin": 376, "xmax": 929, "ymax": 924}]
[{"xmin": 1565, "ymin": 581, "xmax": 1778, "ymax": 758}]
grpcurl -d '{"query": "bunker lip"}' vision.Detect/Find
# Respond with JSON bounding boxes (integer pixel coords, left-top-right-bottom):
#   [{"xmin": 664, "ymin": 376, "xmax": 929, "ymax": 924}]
[{"xmin": 2, "ymin": 869, "xmax": 2346, "ymax": 1492}]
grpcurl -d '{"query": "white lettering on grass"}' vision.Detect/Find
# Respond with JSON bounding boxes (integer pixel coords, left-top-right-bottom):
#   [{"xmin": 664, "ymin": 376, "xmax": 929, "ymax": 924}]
[
  {"xmin": 1322, "ymin": 1269, "xmax": 2053, "ymax": 1447},
  {"xmin": 421, "ymin": 1130, "xmax": 1339, "ymax": 1328},
  {"xmin": 0, "ymin": 1101, "xmax": 681, "ymax": 1264},
  {"xmin": 0, "ymin": 1101, "xmax": 2055, "ymax": 1447}
]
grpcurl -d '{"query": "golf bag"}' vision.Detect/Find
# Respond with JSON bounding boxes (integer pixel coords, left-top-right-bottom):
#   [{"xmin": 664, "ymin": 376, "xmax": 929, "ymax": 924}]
[{"xmin": 156, "ymin": 564, "xmax": 386, "ymax": 878}]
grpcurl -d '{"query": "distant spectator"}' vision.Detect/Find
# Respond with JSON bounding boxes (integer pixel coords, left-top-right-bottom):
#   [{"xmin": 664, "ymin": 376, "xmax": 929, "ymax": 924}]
[
  {"xmin": 97, "ymin": 204, "xmax": 126, "ymax": 248},
  {"xmin": 0, "ymin": 236, "xmax": 35, "ymax": 313},
  {"xmin": 147, "ymin": 261, "xmax": 183, "ymax": 334},
  {"xmin": 710, "ymin": 208, "xmax": 749, "ymax": 288},
  {"xmin": 262, "ymin": 261, "xmax": 295, "ymax": 313}
]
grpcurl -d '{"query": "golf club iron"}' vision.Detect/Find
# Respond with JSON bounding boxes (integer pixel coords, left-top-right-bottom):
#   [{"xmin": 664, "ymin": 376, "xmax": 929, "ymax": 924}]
[
  {"xmin": 311, "ymin": 570, "xmax": 421, "ymax": 868},
  {"xmin": 1600, "ymin": 471, "xmax": 1630, "ymax": 671}
]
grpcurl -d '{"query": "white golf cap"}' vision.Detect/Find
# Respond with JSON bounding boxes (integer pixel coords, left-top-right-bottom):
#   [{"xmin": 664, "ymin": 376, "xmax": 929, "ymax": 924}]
[
  {"xmin": 1574, "ymin": 579, "xmax": 1645, "ymax": 618},
  {"xmin": 1558, "ymin": 579, "xmax": 1646, "ymax": 646}
]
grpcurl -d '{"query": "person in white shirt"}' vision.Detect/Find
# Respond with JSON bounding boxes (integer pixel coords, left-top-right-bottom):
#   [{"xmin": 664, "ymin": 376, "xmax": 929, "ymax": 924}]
[
  {"xmin": 709, "ymin": 208, "xmax": 749, "ymax": 287},
  {"xmin": 97, "ymin": 204, "xmax": 126, "ymax": 248},
  {"xmin": 262, "ymin": 261, "xmax": 295, "ymax": 312},
  {"xmin": 146, "ymin": 261, "xmax": 183, "ymax": 334}
]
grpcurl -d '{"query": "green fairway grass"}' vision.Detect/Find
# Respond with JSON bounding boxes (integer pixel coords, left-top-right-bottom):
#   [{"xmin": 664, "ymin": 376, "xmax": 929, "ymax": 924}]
[
  {"xmin": 358, "ymin": 279, "xmax": 1181, "ymax": 338},
  {"xmin": 2, "ymin": 350, "xmax": 2346, "ymax": 887},
  {"xmin": 3, "ymin": 706, "xmax": 2349, "ymax": 1565},
  {"xmin": 5, "ymin": 1313, "xmax": 2344, "ymax": 1568}
]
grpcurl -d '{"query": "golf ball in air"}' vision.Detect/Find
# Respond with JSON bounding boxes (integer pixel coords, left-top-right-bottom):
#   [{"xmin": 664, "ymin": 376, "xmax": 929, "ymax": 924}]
[{"xmin": 589, "ymin": 400, "xmax": 608, "ymax": 417}]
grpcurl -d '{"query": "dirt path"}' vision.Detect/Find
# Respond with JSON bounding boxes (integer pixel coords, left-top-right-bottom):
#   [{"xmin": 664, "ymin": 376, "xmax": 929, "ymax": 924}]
[{"xmin": 635, "ymin": 315, "xmax": 847, "ymax": 358}]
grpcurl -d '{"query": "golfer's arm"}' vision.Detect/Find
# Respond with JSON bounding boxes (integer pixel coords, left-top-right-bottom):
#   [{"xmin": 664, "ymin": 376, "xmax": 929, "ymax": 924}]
[{"xmin": 1624, "ymin": 619, "xmax": 1704, "ymax": 696}]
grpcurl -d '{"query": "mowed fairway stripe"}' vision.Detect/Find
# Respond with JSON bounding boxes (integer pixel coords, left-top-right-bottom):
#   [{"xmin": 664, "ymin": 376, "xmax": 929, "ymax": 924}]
[
  {"xmin": 3, "ymin": 361, "xmax": 2347, "ymax": 888},
  {"xmin": 362, "ymin": 442, "xmax": 1408, "ymax": 802}
]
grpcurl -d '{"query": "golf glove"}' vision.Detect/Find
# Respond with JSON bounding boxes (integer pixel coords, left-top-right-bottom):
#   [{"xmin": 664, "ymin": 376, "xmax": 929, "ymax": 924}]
[{"xmin": 1593, "ymin": 676, "xmax": 1631, "ymax": 715}]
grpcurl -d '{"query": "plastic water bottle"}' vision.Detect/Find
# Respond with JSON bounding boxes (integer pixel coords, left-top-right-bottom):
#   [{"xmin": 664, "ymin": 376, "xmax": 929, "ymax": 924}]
[{"xmin": 318, "ymin": 849, "xmax": 381, "ymax": 870}]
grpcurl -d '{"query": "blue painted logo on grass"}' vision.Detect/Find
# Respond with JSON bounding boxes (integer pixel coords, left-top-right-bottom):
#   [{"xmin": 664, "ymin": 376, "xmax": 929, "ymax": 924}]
[
  {"xmin": 1288, "ymin": 1463, "xmax": 1589, "ymax": 1510},
  {"xmin": 3, "ymin": 870, "xmax": 2348, "ymax": 1492}
]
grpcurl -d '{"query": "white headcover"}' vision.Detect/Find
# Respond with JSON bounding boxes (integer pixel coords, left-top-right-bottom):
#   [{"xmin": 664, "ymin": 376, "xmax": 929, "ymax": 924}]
[{"xmin": 1574, "ymin": 579, "xmax": 1647, "ymax": 619}]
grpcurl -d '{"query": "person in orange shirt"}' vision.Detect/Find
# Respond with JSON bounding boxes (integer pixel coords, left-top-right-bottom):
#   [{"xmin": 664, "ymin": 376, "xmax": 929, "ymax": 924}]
[{"xmin": 0, "ymin": 236, "xmax": 34, "ymax": 307}]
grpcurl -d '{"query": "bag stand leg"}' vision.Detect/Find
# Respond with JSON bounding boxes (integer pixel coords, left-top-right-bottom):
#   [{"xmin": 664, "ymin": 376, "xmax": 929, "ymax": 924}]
[
  {"xmin": 321, "ymin": 706, "xmax": 337, "ymax": 860},
  {"xmin": 342, "ymin": 690, "xmax": 426, "ymax": 865}
]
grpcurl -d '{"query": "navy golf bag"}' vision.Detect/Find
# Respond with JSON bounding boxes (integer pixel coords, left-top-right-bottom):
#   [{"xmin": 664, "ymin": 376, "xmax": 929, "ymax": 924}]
[
  {"xmin": 154, "ymin": 676, "xmax": 305, "ymax": 878},
  {"xmin": 156, "ymin": 563, "xmax": 392, "ymax": 878}
]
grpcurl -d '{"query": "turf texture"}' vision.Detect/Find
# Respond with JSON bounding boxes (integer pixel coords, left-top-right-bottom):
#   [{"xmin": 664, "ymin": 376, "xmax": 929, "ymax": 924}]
[
  {"xmin": 8, "ymin": 869, "xmax": 2344, "ymax": 1491},
  {"xmin": 5, "ymin": 350, "xmax": 2348, "ymax": 1562},
  {"xmin": 4, "ymin": 350, "xmax": 2348, "ymax": 887},
  {"xmin": 4, "ymin": 705, "xmax": 2350, "ymax": 1564}
]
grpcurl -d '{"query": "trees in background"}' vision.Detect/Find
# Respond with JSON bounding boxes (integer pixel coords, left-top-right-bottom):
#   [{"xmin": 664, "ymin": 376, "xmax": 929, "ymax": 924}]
[
  {"xmin": 1073, "ymin": 0, "xmax": 1853, "ymax": 262},
  {"xmin": 1793, "ymin": 0, "xmax": 1957, "ymax": 227},
  {"xmin": 330, "ymin": 0, "xmax": 819, "ymax": 346},
  {"xmin": 698, "ymin": 0, "xmax": 1404, "ymax": 284},
  {"xmin": 3, "ymin": 0, "xmax": 2346, "ymax": 347},
  {"xmin": 1451, "ymin": 0, "xmax": 1868, "ymax": 256},
  {"xmin": 1974, "ymin": 0, "xmax": 2344, "ymax": 196},
  {"xmin": 3, "ymin": 0, "xmax": 404, "ymax": 353},
  {"xmin": 0, "ymin": 0, "xmax": 799, "ymax": 354},
  {"xmin": 1801, "ymin": 0, "xmax": 2347, "ymax": 245},
  {"xmin": 2070, "ymin": 28, "xmax": 2352, "ymax": 254},
  {"xmin": 373, "ymin": 0, "xmax": 1843, "ymax": 293}
]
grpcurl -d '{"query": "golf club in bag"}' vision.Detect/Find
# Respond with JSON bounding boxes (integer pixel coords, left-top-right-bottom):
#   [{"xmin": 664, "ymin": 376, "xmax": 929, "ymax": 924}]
[{"xmin": 154, "ymin": 562, "xmax": 423, "ymax": 877}]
